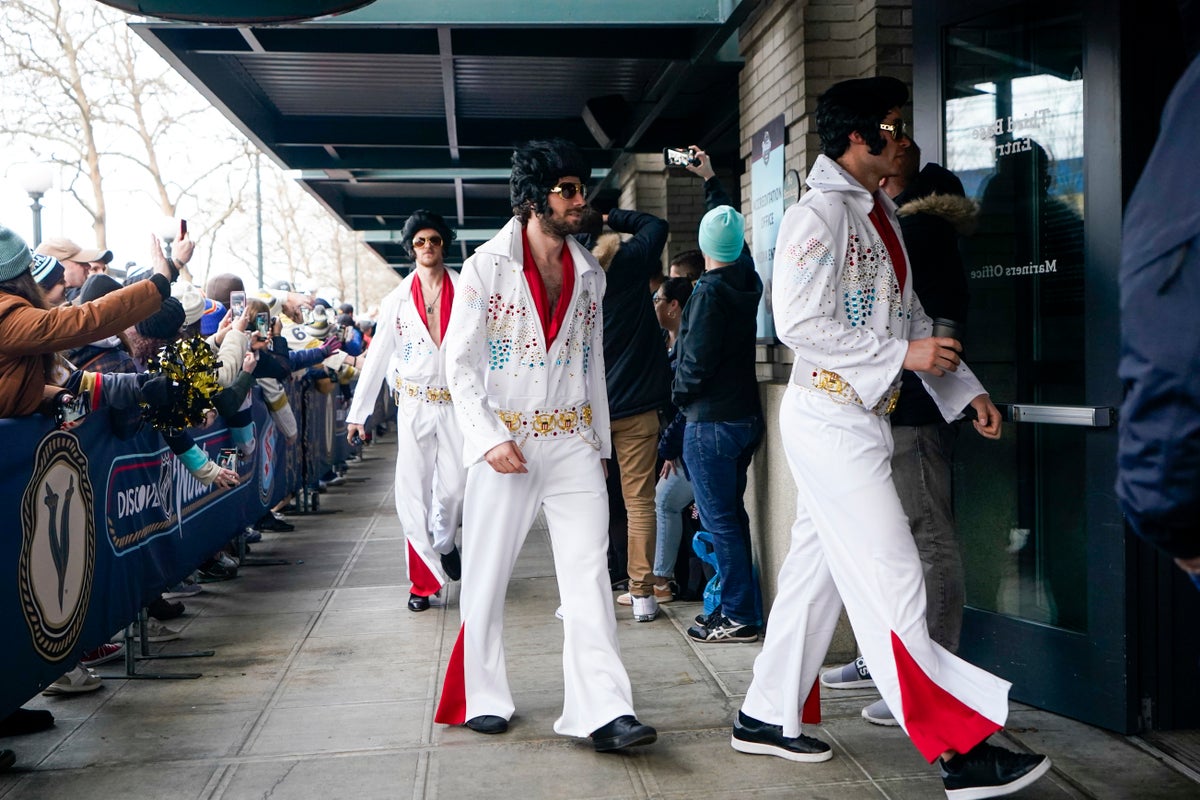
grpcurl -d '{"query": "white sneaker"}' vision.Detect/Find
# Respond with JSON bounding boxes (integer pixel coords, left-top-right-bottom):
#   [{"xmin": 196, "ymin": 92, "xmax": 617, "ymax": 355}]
[
  {"xmin": 632, "ymin": 595, "xmax": 659, "ymax": 622},
  {"xmin": 861, "ymin": 698, "xmax": 899, "ymax": 726},
  {"xmin": 43, "ymin": 665, "xmax": 102, "ymax": 695},
  {"xmin": 139, "ymin": 619, "xmax": 182, "ymax": 643}
]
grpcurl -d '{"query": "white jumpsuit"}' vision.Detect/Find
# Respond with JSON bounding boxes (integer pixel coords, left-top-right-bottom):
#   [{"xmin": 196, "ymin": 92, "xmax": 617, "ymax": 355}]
[
  {"xmin": 346, "ymin": 271, "xmax": 465, "ymax": 599},
  {"xmin": 742, "ymin": 155, "xmax": 1011, "ymax": 763},
  {"xmin": 433, "ymin": 218, "xmax": 639, "ymax": 738}
]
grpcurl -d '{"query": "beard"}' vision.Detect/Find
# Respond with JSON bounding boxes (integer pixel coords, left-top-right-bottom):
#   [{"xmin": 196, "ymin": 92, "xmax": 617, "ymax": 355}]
[{"xmin": 536, "ymin": 209, "xmax": 583, "ymax": 240}]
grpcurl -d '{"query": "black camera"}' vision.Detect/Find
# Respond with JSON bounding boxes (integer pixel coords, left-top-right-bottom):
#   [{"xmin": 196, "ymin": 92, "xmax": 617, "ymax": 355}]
[
  {"xmin": 350, "ymin": 434, "xmax": 363, "ymax": 447},
  {"xmin": 663, "ymin": 147, "xmax": 700, "ymax": 167}
]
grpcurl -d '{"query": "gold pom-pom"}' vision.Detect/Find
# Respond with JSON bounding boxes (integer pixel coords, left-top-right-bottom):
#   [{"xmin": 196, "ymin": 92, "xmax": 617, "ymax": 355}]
[{"xmin": 141, "ymin": 335, "xmax": 221, "ymax": 431}]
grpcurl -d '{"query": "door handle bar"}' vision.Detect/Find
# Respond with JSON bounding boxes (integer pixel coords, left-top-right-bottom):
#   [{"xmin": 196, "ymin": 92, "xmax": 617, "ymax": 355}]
[{"xmin": 995, "ymin": 403, "xmax": 1116, "ymax": 428}]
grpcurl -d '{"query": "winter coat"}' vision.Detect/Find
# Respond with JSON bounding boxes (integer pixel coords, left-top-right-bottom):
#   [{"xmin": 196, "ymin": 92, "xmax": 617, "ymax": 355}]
[
  {"xmin": 672, "ymin": 177, "xmax": 763, "ymax": 423},
  {"xmin": 1117, "ymin": 52, "xmax": 1200, "ymax": 560},
  {"xmin": 597, "ymin": 208, "xmax": 671, "ymax": 421},
  {"xmin": 890, "ymin": 164, "xmax": 978, "ymax": 427},
  {"xmin": 0, "ymin": 274, "xmax": 168, "ymax": 418}
]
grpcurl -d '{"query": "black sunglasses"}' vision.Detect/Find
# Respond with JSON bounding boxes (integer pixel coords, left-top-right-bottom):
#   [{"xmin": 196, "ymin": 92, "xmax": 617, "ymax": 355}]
[{"xmin": 549, "ymin": 181, "xmax": 587, "ymax": 200}]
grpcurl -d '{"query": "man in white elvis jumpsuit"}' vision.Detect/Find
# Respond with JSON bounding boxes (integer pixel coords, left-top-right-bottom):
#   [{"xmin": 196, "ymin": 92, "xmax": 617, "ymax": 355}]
[
  {"xmin": 347, "ymin": 209, "xmax": 464, "ymax": 613},
  {"xmin": 732, "ymin": 77, "xmax": 1051, "ymax": 800},
  {"xmin": 433, "ymin": 139, "xmax": 656, "ymax": 752}
]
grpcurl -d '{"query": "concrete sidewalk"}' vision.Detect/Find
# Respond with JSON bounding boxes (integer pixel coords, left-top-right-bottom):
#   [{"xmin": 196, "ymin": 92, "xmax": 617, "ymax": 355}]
[{"xmin": 2, "ymin": 437, "xmax": 1196, "ymax": 799}]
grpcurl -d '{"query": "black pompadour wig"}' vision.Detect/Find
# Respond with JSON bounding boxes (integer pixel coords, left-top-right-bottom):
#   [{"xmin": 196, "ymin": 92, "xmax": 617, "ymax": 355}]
[
  {"xmin": 510, "ymin": 138, "xmax": 592, "ymax": 223},
  {"xmin": 816, "ymin": 76, "xmax": 908, "ymax": 159},
  {"xmin": 400, "ymin": 209, "xmax": 456, "ymax": 260}
]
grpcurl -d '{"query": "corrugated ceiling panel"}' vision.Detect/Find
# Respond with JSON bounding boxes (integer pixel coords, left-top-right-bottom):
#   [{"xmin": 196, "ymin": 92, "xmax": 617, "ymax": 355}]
[
  {"xmin": 454, "ymin": 56, "xmax": 669, "ymax": 118},
  {"xmin": 238, "ymin": 53, "xmax": 444, "ymax": 116}
]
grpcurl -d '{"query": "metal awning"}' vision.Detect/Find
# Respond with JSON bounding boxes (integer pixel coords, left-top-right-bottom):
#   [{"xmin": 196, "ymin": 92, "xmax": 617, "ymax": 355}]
[{"xmin": 133, "ymin": 0, "xmax": 751, "ymax": 269}]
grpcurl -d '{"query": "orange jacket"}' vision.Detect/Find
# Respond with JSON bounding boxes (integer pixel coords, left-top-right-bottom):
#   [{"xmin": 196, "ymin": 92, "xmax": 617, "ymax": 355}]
[{"xmin": 0, "ymin": 278, "xmax": 165, "ymax": 418}]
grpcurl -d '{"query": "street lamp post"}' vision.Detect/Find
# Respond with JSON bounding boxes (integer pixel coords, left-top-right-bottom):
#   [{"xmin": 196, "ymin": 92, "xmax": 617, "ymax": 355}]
[{"xmin": 14, "ymin": 163, "xmax": 54, "ymax": 246}]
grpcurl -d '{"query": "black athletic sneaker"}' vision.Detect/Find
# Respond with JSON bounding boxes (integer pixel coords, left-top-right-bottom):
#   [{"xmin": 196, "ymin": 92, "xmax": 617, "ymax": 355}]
[
  {"xmin": 687, "ymin": 613, "xmax": 759, "ymax": 643},
  {"xmin": 940, "ymin": 742, "xmax": 1051, "ymax": 799},
  {"xmin": 730, "ymin": 711, "xmax": 832, "ymax": 763}
]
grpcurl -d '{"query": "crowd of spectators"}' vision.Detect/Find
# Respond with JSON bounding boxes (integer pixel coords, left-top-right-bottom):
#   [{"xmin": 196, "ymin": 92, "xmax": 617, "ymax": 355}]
[{"xmin": 0, "ymin": 223, "xmax": 377, "ymax": 772}]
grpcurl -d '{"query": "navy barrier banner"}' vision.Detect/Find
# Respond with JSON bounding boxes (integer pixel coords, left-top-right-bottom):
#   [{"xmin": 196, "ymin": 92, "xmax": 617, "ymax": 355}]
[{"xmin": 2, "ymin": 392, "xmax": 290, "ymax": 718}]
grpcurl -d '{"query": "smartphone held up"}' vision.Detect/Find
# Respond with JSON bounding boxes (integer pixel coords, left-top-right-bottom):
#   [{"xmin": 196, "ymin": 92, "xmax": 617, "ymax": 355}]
[{"xmin": 663, "ymin": 147, "xmax": 700, "ymax": 168}]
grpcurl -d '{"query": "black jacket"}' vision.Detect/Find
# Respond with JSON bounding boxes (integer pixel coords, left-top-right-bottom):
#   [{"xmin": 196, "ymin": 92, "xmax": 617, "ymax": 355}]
[
  {"xmin": 672, "ymin": 178, "xmax": 763, "ymax": 422},
  {"xmin": 599, "ymin": 208, "xmax": 672, "ymax": 420},
  {"xmin": 890, "ymin": 163, "xmax": 976, "ymax": 427}
]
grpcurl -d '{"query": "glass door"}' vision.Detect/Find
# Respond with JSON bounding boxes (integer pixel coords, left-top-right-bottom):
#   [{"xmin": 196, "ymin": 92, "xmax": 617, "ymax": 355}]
[{"xmin": 935, "ymin": 1, "xmax": 1133, "ymax": 732}]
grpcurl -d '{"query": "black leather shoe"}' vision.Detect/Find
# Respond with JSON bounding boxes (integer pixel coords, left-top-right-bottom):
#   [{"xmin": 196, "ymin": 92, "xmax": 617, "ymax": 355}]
[
  {"xmin": 407, "ymin": 593, "xmax": 430, "ymax": 612},
  {"xmin": 148, "ymin": 596, "xmax": 185, "ymax": 621},
  {"xmin": 256, "ymin": 515, "xmax": 295, "ymax": 532},
  {"xmin": 590, "ymin": 715, "xmax": 657, "ymax": 752},
  {"xmin": 464, "ymin": 715, "xmax": 508, "ymax": 734},
  {"xmin": 441, "ymin": 547, "xmax": 462, "ymax": 582},
  {"xmin": 0, "ymin": 708, "xmax": 54, "ymax": 737}
]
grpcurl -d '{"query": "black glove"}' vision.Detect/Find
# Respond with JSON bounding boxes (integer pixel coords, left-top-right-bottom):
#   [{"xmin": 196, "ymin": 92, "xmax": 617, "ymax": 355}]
[{"xmin": 139, "ymin": 374, "xmax": 178, "ymax": 409}]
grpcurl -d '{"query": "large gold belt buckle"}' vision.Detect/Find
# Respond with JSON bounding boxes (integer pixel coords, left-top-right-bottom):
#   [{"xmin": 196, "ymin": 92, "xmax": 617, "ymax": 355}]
[
  {"xmin": 815, "ymin": 369, "xmax": 847, "ymax": 395},
  {"xmin": 425, "ymin": 387, "xmax": 440, "ymax": 403},
  {"xmin": 533, "ymin": 412, "xmax": 556, "ymax": 434},
  {"xmin": 498, "ymin": 410, "xmax": 522, "ymax": 433},
  {"xmin": 558, "ymin": 410, "xmax": 578, "ymax": 431}
]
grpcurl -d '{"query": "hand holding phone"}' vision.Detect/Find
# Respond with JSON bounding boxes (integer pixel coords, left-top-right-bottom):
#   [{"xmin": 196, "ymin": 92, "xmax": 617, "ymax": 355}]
[
  {"xmin": 255, "ymin": 311, "xmax": 270, "ymax": 337},
  {"xmin": 229, "ymin": 291, "xmax": 246, "ymax": 319},
  {"xmin": 663, "ymin": 147, "xmax": 700, "ymax": 167},
  {"xmin": 217, "ymin": 448, "xmax": 238, "ymax": 470}
]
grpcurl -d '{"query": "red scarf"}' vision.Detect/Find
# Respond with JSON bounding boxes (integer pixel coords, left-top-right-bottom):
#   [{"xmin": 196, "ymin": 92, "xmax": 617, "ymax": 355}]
[
  {"xmin": 868, "ymin": 196, "xmax": 907, "ymax": 293},
  {"xmin": 411, "ymin": 272, "xmax": 454, "ymax": 342},
  {"xmin": 520, "ymin": 225, "xmax": 575, "ymax": 348}
]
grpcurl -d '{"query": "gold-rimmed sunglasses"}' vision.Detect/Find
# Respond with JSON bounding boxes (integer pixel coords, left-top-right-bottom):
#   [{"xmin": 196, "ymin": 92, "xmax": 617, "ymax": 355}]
[
  {"xmin": 549, "ymin": 181, "xmax": 587, "ymax": 200},
  {"xmin": 879, "ymin": 118, "xmax": 909, "ymax": 141},
  {"xmin": 412, "ymin": 235, "xmax": 443, "ymax": 248}
]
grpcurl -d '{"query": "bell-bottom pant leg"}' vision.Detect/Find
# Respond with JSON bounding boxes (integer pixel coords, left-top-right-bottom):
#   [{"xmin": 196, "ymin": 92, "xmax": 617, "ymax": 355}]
[
  {"xmin": 393, "ymin": 402, "xmax": 448, "ymax": 597},
  {"xmin": 429, "ymin": 405, "xmax": 467, "ymax": 556},
  {"xmin": 741, "ymin": 489, "xmax": 843, "ymax": 737},
  {"xmin": 541, "ymin": 437, "xmax": 638, "ymax": 736},
  {"xmin": 434, "ymin": 450, "xmax": 543, "ymax": 725},
  {"xmin": 743, "ymin": 387, "xmax": 1010, "ymax": 762}
]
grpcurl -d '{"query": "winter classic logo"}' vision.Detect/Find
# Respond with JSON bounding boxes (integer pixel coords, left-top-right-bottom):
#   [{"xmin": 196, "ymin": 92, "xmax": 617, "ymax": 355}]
[{"xmin": 19, "ymin": 432, "xmax": 96, "ymax": 662}]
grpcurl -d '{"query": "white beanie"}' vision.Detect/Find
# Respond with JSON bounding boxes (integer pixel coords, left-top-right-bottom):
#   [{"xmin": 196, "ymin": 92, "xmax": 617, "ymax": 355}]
[{"xmin": 171, "ymin": 282, "xmax": 206, "ymax": 326}]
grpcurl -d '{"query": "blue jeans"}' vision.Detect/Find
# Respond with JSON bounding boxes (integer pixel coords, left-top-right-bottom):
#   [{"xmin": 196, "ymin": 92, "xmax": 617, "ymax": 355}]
[
  {"xmin": 683, "ymin": 416, "xmax": 762, "ymax": 625},
  {"xmin": 653, "ymin": 465, "xmax": 694, "ymax": 579}
]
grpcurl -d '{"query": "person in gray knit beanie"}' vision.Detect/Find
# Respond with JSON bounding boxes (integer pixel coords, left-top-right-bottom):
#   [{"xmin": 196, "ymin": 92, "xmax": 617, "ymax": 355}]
[{"xmin": 0, "ymin": 227, "xmax": 33, "ymax": 282}]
